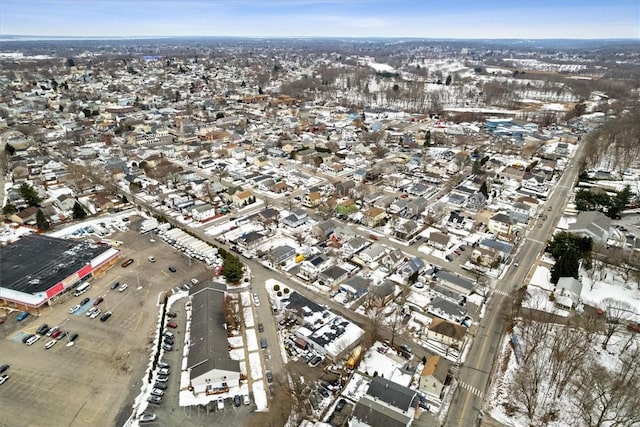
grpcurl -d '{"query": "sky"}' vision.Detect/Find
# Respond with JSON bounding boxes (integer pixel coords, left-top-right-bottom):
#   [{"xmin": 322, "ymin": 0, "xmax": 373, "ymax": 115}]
[{"xmin": 1, "ymin": 0, "xmax": 639, "ymax": 39}]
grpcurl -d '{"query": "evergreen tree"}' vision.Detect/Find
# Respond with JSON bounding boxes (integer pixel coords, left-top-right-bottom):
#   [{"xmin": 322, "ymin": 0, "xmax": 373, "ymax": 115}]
[
  {"xmin": 19, "ymin": 183, "xmax": 42, "ymax": 207},
  {"xmin": 222, "ymin": 253, "xmax": 243, "ymax": 283},
  {"xmin": 445, "ymin": 75, "xmax": 452, "ymax": 86},
  {"xmin": 424, "ymin": 130, "xmax": 431, "ymax": 147},
  {"xmin": 472, "ymin": 159, "xmax": 483, "ymax": 175},
  {"xmin": 479, "ymin": 181, "xmax": 489, "ymax": 197},
  {"xmin": 36, "ymin": 209, "xmax": 50, "ymax": 230},
  {"xmin": 2, "ymin": 203, "xmax": 16, "ymax": 215},
  {"xmin": 72, "ymin": 201, "xmax": 87, "ymax": 219},
  {"xmin": 5, "ymin": 143, "xmax": 16, "ymax": 155}
]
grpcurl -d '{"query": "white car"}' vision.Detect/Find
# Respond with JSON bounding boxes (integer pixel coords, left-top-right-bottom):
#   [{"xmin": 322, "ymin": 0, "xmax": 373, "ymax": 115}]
[
  {"xmin": 90, "ymin": 309, "xmax": 102, "ymax": 319},
  {"xmin": 26, "ymin": 335, "xmax": 40, "ymax": 346},
  {"xmin": 44, "ymin": 339, "xmax": 57, "ymax": 349},
  {"xmin": 253, "ymin": 293, "xmax": 260, "ymax": 307},
  {"xmin": 86, "ymin": 307, "xmax": 99, "ymax": 317},
  {"xmin": 118, "ymin": 283, "xmax": 128, "ymax": 292},
  {"xmin": 150, "ymin": 388, "xmax": 164, "ymax": 397},
  {"xmin": 190, "ymin": 278, "xmax": 199, "ymax": 285},
  {"xmin": 68, "ymin": 304, "xmax": 81, "ymax": 314}
]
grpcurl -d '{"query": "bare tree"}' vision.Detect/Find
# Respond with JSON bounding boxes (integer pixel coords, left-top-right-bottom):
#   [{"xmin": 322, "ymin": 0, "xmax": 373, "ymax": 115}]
[{"xmin": 601, "ymin": 298, "xmax": 633, "ymax": 350}]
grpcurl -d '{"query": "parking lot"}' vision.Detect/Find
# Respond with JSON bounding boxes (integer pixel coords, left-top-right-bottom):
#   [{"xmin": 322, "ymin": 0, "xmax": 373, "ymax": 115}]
[{"xmin": 0, "ymin": 224, "xmax": 214, "ymax": 427}]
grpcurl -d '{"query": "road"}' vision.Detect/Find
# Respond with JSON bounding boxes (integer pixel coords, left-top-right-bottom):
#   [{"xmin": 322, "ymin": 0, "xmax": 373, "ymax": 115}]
[{"xmin": 445, "ymin": 147, "xmax": 588, "ymax": 427}]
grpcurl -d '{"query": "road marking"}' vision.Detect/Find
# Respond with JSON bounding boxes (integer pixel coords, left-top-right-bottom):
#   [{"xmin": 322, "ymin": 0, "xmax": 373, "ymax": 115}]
[
  {"xmin": 493, "ymin": 289, "xmax": 510, "ymax": 297},
  {"xmin": 459, "ymin": 382, "xmax": 484, "ymax": 398},
  {"xmin": 84, "ymin": 392, "xmax": 111, "ymax": 424},
  {"xmin": 526, "ymin": 237, "xmax": 545, "ymax": 244},
  {"xmin": 457, "ymin": 294, "xmax": 504, "ymax": 427},
  {"xmin": 131, "ymin": 311, "xmax": 144, "ymax": 332}
]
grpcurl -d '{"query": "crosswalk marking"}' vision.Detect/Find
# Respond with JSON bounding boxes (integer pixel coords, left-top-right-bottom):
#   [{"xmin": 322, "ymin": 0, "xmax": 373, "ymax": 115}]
[
  {"xmin": 493, "ymin": 289, "xmax": 510, "ymax": 297},
  {"xmin": 459, "ymin": 382, "xmax": 484, "ymax": 398}
]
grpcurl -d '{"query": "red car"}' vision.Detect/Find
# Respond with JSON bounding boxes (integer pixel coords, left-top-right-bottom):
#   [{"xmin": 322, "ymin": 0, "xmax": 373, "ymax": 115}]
[
  {"xmin": 93, "ymin": 297, "xmax": 104, "ymax": 306},
  {"xmin": 51, "ymin": 329, "xmax": 63, "ymax": 339},
  {"xmin": 167, "ymin": 322, "xmax": 177, "ymax": 329},
  {"xmin": 369, "ymin": 234, "xmax": 379, "ymax": 241}
]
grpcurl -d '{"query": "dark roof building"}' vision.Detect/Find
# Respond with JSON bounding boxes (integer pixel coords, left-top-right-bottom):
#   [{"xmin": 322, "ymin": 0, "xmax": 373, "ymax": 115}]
[
  {"xmin": 351, "ymin": 376, "xmax": 418, "ymax": 427},
  {"xmin": 187, "ymin": 285, "xmax": 241, "ymax": 395},
  {"xmin": 0, "ymin": 234, "xmax": 119, "ymax": 309}
]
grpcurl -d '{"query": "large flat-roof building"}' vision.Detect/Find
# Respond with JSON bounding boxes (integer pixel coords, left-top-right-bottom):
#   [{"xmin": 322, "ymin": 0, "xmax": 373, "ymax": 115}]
[
  {"xmin": 187, "ymin": 286, "xmax": 241, "ymax": 396},
  {"xmin": 0, "ymin": 234, "xmax": 119, "ymax": 310}
]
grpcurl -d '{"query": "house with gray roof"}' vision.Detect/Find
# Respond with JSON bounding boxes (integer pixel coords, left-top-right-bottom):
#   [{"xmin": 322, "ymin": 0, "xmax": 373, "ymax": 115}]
[
  {"xmin": 312, "ymin": 219, "xmax": 337, "ymax": 240},
  {"xmin": 555, "ymin": 277, "xmax": 583, "ymax": 310},
  {"xmin": 351, "ymin": 376, "xmax": 418, "ymax": 427},
  {"xmin": 358, "ymin": 243, "xmax": 386, "ymax": 264},
  {"xmin": 270, "ymin": 244, "xmax": 296, "ymax": 265},
  {"xmin": 406, "ymin": 197, "xmax": 429, "ymax": 217},
  {"xmin": 434, "ymin": 270, "xmax": 475, "ymax": 295},
  {"xmin": 428, "ymin": 296, "xmax": 468, "ymax": 323},
  {"xmin": 343, "ymin": 236, "xmax": 370, "ymax": 255},
  {"xmin": 340, "ymin": 276, "xmax": 371, "ymax": 299},
  {"xmin": 187, "ymin": 286, "xmax": 241, "ymax": 396},
  {"xmin": 318, "ymin": 265, "xmax": 349, "ymax": 286},
  {"xmin": 400, "ymin": 257, "xmax": 426, "ymax": 281},
  {"xmin": 282, "ymin": 208, "xmax": 308, "ymax": 228},
  {"xmin": 568, "ymin": 211, "xmax": 612, "ymax": 243}
]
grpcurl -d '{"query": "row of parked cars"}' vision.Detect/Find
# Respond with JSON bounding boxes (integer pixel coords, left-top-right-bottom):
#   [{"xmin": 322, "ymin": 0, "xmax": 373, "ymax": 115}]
[
  {"xmin": 22, "ymin": 323, "xmax": 78, "ymax": 348},
  {"xmin": 148, "ymin": 361, "xmax": 172, "ymax": 405}
]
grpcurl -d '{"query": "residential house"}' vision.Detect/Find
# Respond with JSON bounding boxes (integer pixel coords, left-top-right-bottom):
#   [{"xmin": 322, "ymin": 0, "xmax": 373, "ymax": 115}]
[
  {"xmin": 428, "ymin": 296, "xmax": 468, "ymax": 323},
  {"xmin": 407, "ymin": 183, "xmax": 430, "ymax": 198},
  {"xmin": 363, "ymin": 207, "xmax": 386, "ymax": 227},
  {"xmin": 466, "ymin": 192, "xmax": 487, "ymax": 211},
  {"xmin": 10, "ymin": 206, "xmax": 39, "ymax": 224},
  {"xmin": 434, "ymin": 270, "xmax": 475, "ymax": 295},
  {"xmin": 374, "ymin": 195, "xmax": 396, "ymax": 210},
  {"xmin": 335, "ymin": 180, "xmax": 356, "ymax": 197},
  {"xmin": 370, "ymin": 280, "xmax": 397, "ymax": 307},
  {"xmin": 394, "ymin": 220, "xmax": 421, "ymax": 241},
  {"xmin": 340, "ymin": 276, "xmax": 371, "ymax": 299},
  {"xmin": 270, "ymin": 245, "xmax": 296, "ymax": 265},
  {"xmin": 270, "ymin": 180, "xmax": 289, "ymax": 194},
  {"xmin": 400, "ymin": 257, "xmax": 426, "ymax": 281},
  {"xmin": 406, "ymin": 197, "xmax": 429, "ymax": 217},
  {"xmin": 428, "ymin": 232, "xmax": 450, "ymax": 251},
  {"xmin": 232, "ymin": 189, "xmax": 254, "ymax": 208},
  {"xmin": 343, "ymin": 236, "xmax": 370, "ymax": 255},
  {"xmin": 488, "ymin": 213, "xmax": 514, "ymax": 235},
  {"xmin": 351, "ymin": 376, "xmax": 418, "ymax": 427},
  {"xmin": 471, "ymin": 246, "xmax": 501, "ymax": 268},
  {"xmin": 318, "ymin": 265, "xmax": 349, "ymax": 286},
  {"xmin": 419, "ymin": 355, "xmax": 450, "ymax": 400},
  {"xmin": 358, "ymin": 243, "xmax": 386, "ymax": 265},
  {"xmin": 509, "ymin": 201, "xmax": 532, "ymax": 224},
  {"xmin": 236, "ymin": 231, "xmax": 267, "ymax": 250},
  {"xmin": 555, "ymin": 277, "xmax": 583, "ymax": 310},
  {"xmin": 302, "ymin": 191, "xmax": 322, "ymax": 208},
  {"xmin": 190, "ymin": 203, "xmax": 216, "ymax": 222},
  {"xmin": 298, "ymin": 255, "xmax": 329, "ymax": 281},
  {"xmin": 382, "ymin": 249, "xmax": 405, "ymax": 271},
  {"xmin": 568, "ymin": 211, "xmax": 612, "ymax": 243},
  {"xmin": 312, "ymin": 220, "xmax": 336, "ymax": 240},
  {"xmin": 426, "ymin": 318, "xmax": 466, "ymax": 350},
  {"xmin": 282, "ymin": 208, "xmax": 308, "ymax": 228},
  {"xmin": 389, "ymin": 199, "xmax": 408, "ymax": 214},
  {"xmin": 55, "ymin": 194, "xmax": 76, "ymax": 213}
]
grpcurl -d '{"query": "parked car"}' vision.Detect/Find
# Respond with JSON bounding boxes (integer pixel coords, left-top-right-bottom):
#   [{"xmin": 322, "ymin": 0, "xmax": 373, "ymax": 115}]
[
  {"xmin": 253, "ymin": 293, "xmax": 260, "ymax": 307},
  {"xmin": 157, "ymin": 361, "xmax": 170, "ymax": 369},
  {"xmin": 155, "ymin": 375, "xmax": 168, "ymax": 383},
  {"xmin": 163, "ymin": 337, "xmax": 174, "ymax": 346},
  {"xmin": 157, "ymin": 367, "xmax": 170, "ymax": 375},
  {"xmin": 162, "ymin": 344, "xmax": 173, "ymax": 352},
  {"xmin": 100, "ymin": 312, "xmax": 112, "ymax": 322},
  {"xmin": 68, "ymin": 304, "xmax": 82, "ymax": 314},
  {"xmin": 336, "ymin": 398, "xmax": 346, "ymax": 411},
  {"xmin": 150, "ymin": 388, "xmax": 164, "ymax": 397},
  {"xmin": 163, "ymin": 331, "xmax": 174, "ymax": 339},
  {"xmin": 121, "ymin": 258, "xmax": 134, "ymax": 268},
  {"xmin": 110, "ymin": 281, "xmax": 120, "ymax": 290},
  {"xmin": 166, "ymin": 312, "xmax": 177, "ymax": 318},
  {"xmin": 46, "ymin": 326, "xmax": 59, "ymax": 337},
  {"xmin": 266, "ymin": 371, "xmax": 273, "ymax": 383},
  {"xmin": 217, "ymin": 397, "xmax": 224, "ymax": 410},
  {"xmin": 369, "ymin": 234, "xmax": 379, "ymax": 241},
  {"xmin": 258, "ymin": 323, "xmax": 264, "ymax": 333},
  {"xmin": 308, "ymin": 356, "xmax": 323, "ymax": 367},
  {"xmin": 86, "ymin": 307, "xmax": 99, "ymax": 317},
  {"xmin": 147, "ymin": 395, "xmax": 163, "ymax": 404},
  {"xmin": 80, "ymin": 297, "xmax": 90, "ymax": 306},
  {"xmin": 118, "ymin": 283, "xmax": 128, "ymax": 292},
  {"xmin": 44, "ymin": 339, "xmax": 57, "ymax": 349},
  {"xmin": 0, "ymin": 374, "xmax": 8, "ymax": 385},
  {"xmin": 90, "ymin": 309, "xmax": 102, "ymax": 319},
  {"xmin": 22, "ymin": 334, "xmax": 35, "ymax": 344},
  {"xmin": 166, "ymin": 321, "xmax": 177, "ymax": 329},
  {"xmin": 93, "ymin": 297, "xmax": 104, "ymax": 306},
  {"xmin": 16, "ymin": 311, "xmax": 29, "ymax": 321},
  {"xmin": 190, "ymin": 278, "xmax": 199, "ymax": 285},
  {"xmin": 68, "ymin": 333, "xmax": 78, "ymax": 342},
  {"xmin": 26, "ymin": 335, "xmax": 40, "ymax": 346},
  {"xmin": 36, "ymin": 324, "xmax": 50, "ymax": 335},
  {"xmin": 148, "ymin": 256, "xmax": 156, "ymax": 263},
  {"xmin": 139, "ymin": 413, "xmax": 157, "ymax": 423},
  {"xmin": 233, "ymin": 395, "xmax": 241, "ymax": 407},
  {"xmin": 0, "ymin": 364, "xmax": 9, "ymax": 374},
  {"xmin": 168, "ymin": 266, "xmax": 177, "ymax": 273},
  {"xmin": 56, "ymin": 331, "xmax": 67, "ymax": 341},
  {"xmin": 51, "ymin": 329, "xmax": 63, "ymax": 339},
  {"xmin": 318, "ymin": 387, "xmax": 330, "ymax": 398},
  {"xmin": 243, "ymin": 394, "xmax": 251, "ymax": 405},
  {"xmin": 153, "ymin": 382, "xmax": 167, "ymax": 390}
]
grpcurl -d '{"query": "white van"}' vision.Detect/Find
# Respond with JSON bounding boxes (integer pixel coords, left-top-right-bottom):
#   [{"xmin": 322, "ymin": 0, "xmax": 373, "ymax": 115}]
[{"xmin": 74, "ymin": 282, "xmax": 91, "ymax": 296}]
